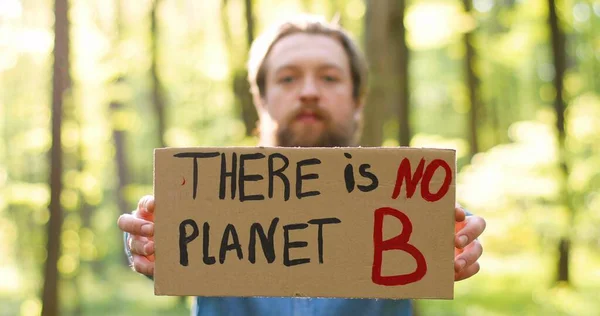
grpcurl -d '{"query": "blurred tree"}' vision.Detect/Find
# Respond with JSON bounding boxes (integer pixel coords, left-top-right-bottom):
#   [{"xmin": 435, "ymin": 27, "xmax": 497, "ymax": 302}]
[
  {"xmin": 151, "ymin": 0, "xmax": 167, "ymax": 148},
  {"xmin": 111, "ymin": 97, "xmax": 130, "ymax": 217},
  {"xmin": 2, "ymin": 0, "xmax": 600, "ymax": 314},
  {"xmin": 109, "ymin": 0, "xmax": 130, "ymax": 218},
  {"xmin": 222, "ymin": 0, "xmax": 259, "ymax": 136},
  {"xmin": 238, "ymin": 0, "xmax": 259, "ymax": 135},
  {"xmin": 362, "ymin": 0, "xmax": 385, "ymax": 146},
  {"xmin": 362, "ymin": 0, "xmax": 410, "ymax": 147},
  {"xmin": 392, "ymin": 0, "xmax": 410, "ymax": 147},
  {"xmin": 42, "ymin": 0, "xmax": 70, "ymax": 314},
  {"xmin": 462, "ymin": 0, "xmax": 481, "ymax": 157},
  {"xmin": 107, "ymin": 0, "xmax": 132, "ymax": 269},
  {"xmin": 547, "ymin": 0, "xmax": 572, "ymax": 284}
]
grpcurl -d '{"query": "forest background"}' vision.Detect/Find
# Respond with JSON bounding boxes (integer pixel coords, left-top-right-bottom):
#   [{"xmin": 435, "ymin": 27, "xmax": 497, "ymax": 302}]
[{"xmin": 1, "ymin": 0, "xmax": 599, "ymax": 315}]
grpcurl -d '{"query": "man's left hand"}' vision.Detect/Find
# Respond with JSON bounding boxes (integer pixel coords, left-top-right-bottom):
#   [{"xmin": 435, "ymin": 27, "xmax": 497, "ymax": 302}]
[{"xmin": 454, "ymin": 204, "xmax": 486, "ymax": 281}]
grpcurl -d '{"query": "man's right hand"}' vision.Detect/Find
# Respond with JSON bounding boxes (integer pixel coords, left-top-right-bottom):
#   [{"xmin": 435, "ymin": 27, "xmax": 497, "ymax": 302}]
[{"xmin": 117, "ymin": 195, "xmax": 155, "ymax": 276}]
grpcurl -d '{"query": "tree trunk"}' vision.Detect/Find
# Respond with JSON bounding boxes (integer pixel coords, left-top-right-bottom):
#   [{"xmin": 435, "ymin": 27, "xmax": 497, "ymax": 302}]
[
  {"xmin": 362, "ymin": 0, "xmax": 388, "ymax": 146},
  {"xmin": 151, "ymin": 0, "xmax": 167, "ymax": 148},
  {"xmin": 110, "ymin": 100, "xmax": 130, "ymax": 217},
  {"xmin": 362, "ymin": 0, "xmax": 411, "ymax": 147},
  {"xmin": 240, "ymin": 0, "xmax": 258, "ymax": 136},
  {"xmin": 221, "ymin": 0, "xmax": 258, "ymax": 136},
  {"xmin": 42, "ymin": 0, "xmax": 70, "ymax": 314},
  {"xmin": 243, "ymin": 0, "xmax": 254, "ymax": 48},
  {"xmin": 547, "ymin": 0, "xmax": 572, "ymax": 284},
  {"xmin": 391, "ymin": 0, "xmax": 410, "ymax": 146},
  {"xmin": 463, "ymin": 0, "xmax": 480, "ymax": 157},
  {"xmin": 111, "ymin": 0, "xmax": 128, "ymax": 218},
  {"xmin": 106, "ymin": 0, "xmax": 132, "ymax": 268},
  {"xmin": 234, "ymin": 70, "xmax": 258, "ymax": 136}
]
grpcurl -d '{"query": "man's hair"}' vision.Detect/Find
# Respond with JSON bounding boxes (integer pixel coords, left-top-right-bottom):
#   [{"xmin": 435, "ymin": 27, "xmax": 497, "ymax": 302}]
[{"xmin": 247, "ymin": 14, "xmax": 368, "ymax": 103}]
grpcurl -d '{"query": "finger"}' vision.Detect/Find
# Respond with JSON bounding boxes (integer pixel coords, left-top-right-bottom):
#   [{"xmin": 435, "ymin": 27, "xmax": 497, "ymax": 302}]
[
  {"xmin": 129, "ymin": 236, "xmax": 155, "ymax": 256},
  {"xmin": 455, "ymin": 262, "xmax": 480, "ymax": 281},
  {"xmin": 132, "ymin": 254, "xmax": 155, "ymax": 276},
  {"xmin": 455, "ymin": 215, "xmax": 486, "ymax": 249},
  {"xmin": 136, "ymin": 195, "xmax": 155, "ymax": 220},
  {"xmin": 454, "ymin": 240, "xmax": 483, "ymax": 273},
  {"xmin": 117, "ymin": 214, "xmax": 154, "ymax": 237},
  {"xmin": 455, "ymin": 203, "xmax": 466, "ymax": 222}
]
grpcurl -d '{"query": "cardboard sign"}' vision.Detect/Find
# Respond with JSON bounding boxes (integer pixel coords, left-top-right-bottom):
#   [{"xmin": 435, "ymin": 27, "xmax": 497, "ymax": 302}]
[{"xmin": 154, "ymin": 147, "xmax": 455, "ymax": 299}]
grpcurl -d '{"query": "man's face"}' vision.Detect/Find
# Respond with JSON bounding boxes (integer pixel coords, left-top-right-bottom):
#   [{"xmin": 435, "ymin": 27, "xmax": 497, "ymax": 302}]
[{"xmin": 258, "ymin": 33, "xmax": 362, "ymax": 147}]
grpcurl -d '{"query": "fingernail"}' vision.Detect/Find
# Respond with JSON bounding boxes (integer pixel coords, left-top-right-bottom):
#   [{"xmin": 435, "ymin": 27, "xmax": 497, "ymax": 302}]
[
  {"xmin": 458, "ymin": 235, "xmax": 468, "ymax": 248},
  {"xmin": 144, "ymin": 243, "xmax": 153, "ymax": 256},
  {"xmin": 141, "ymin": 224, "xmax": 153, "ymax": 236},
  {"xmin": 456, "ymin": 259, "xmax": 466, "ymax": 272}
]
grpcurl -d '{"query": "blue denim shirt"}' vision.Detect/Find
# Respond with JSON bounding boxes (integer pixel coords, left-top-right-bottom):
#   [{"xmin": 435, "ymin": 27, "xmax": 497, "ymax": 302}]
[{"xmin": 192, "ymin": 297, "xmax": 412, "ymax": 316}]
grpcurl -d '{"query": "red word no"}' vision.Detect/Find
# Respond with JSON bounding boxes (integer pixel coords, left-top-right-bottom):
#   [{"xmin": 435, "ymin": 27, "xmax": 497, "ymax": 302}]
[
  {"xmin": 372, "ymin": 207, "xmax": 427, "ymax": 286},
  {"xmin": 391, "ymin": 158, "xmax": 452, "ymax": 202}
]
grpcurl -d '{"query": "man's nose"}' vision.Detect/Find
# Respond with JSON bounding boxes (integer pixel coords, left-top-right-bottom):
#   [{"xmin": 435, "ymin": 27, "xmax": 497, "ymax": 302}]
[{"xmin": 299, "ymin": 77, "xmax": 320, "ymax": 103}]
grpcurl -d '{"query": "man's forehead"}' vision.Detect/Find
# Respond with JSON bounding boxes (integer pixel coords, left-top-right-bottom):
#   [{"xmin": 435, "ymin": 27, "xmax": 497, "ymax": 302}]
[{"xmin": 266, "ymin": 33, "xmax": 349, "ymax": 72}]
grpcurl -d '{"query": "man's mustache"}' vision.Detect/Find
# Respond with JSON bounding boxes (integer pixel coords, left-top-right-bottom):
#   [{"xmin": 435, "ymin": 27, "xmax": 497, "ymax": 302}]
[{"xmin": 285, "ymin": 103, "xmax": 331, "ymax": 124}]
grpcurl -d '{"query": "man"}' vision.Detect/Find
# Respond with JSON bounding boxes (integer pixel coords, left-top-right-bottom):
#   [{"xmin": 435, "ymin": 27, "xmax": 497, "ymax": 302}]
[{"xmin": 117, "ymin": 14, "xmax": 486, "ymax": 316}]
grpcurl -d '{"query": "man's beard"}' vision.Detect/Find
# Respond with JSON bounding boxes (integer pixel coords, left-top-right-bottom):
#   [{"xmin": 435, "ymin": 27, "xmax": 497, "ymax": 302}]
[{"xmin": 274, "ymin": 104, "xmax": 356, "ymax": 148}]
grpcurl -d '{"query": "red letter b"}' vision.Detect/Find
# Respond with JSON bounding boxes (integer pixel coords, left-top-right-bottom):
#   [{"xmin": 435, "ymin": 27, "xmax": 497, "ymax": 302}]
[{"xmin": 372, "ymin": 207, "xmax": 427, "ymax": 286}]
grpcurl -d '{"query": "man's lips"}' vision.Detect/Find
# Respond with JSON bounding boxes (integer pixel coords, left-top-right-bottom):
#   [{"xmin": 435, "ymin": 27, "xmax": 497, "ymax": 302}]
[{"xmin": 295, "ymin": 112, "xmax": 321, "ymax": 123}]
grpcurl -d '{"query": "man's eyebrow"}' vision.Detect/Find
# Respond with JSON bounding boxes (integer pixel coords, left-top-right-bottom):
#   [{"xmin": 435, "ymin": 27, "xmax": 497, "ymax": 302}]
[
  {"xmin": 273, "ymin": 65, "xmax": 300, "ymax": 75},
  {"xmin": 318, "ymin": 63, "xmax": 345, "ymax": 72},
  {"xmin": 273, "ymin": 63, "xmax": 345, "ymax": 75}
]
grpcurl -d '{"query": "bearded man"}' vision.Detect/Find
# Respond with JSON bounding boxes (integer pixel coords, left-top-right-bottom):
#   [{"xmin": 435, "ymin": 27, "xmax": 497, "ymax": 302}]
[{"xmin": 118, "ymin": 14, "xmax": 486, "ymax": 316}]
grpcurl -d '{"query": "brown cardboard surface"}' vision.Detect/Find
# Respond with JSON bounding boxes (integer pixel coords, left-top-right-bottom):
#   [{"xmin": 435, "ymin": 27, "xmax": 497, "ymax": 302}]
[{"xmin": 153, "ymin": 147, "xmax": 455, "ymax": 299}]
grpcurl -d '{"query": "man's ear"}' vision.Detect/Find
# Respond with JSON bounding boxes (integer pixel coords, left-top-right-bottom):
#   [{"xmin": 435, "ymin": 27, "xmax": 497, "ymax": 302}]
[
  {"xmin": 353, "ymin": 101, "xmax": 364, "ymax": 123},
  {"xmin": 253, "ymin": 93, "xmax": 266, "ymax": 111},
  {"xmin": 352, "ymin": 99, "xmax": 366, "ymax": 146}
]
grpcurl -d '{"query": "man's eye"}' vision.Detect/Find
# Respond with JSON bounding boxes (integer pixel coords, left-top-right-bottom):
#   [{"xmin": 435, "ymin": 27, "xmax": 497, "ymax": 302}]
[
  {"xmin": 278, "ymin": 76, "xmax": 295, "ymax": 84},
  {"xmin": 323, "ymin": 75, "xmax": 339, "ymax": 82}
]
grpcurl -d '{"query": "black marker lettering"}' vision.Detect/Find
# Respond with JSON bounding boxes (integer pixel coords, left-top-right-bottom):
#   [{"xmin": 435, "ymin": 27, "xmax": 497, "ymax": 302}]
[
  {"xmin": 179, "ymin": 219, "xmax": 199, "ymax": 266},
  {"xmin": 283, "ymin": 223, "xmax": 310, "ymax": 266},
  {"xmin": 308, "ymin": 217, "xmax": 342, "ymax": 264},
  {"xmin": 239, "ymin": 153, "xmax": 266, "ymax": 202},
  {"xmin": 357, "ymin": 164, "xmax": 379, "ymax": 192},
  {"xmin": 219, "ymin": 224, "xmax": 243, "ymax": 264},
  {"xmin": 343, "ymin": 153, "xmax": 355, "ymax": 193},
  {"xmin": 202, "ymin": 222, "xmax": 216, "ymax": 265},
  {"xmin": 248, "ymin": 217, "xmax": 279, "ymax": 264},
  {"xmin": 268, "ymin": 153, "xmax": 290, "ymax": 201},
  {"xmin": 296, "ymin": 158, "xmax": 321, "ymax": 199},
  {"xmin": 174, "ymin": 152, "xmax": 220, "ymax": 199},
  {"xmin": 219, "ymin": 153, "xmax": 237, "ymax": 200}
]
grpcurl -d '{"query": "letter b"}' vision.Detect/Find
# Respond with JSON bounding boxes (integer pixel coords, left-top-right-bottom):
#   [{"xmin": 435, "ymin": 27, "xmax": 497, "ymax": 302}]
[{"xmin": 371, "ymin": 207, "xmax": 427, "ymax": 286}]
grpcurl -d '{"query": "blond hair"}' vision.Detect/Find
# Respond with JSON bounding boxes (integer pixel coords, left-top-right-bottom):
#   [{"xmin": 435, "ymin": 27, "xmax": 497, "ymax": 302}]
[{"xmin": 247, "ymin": 14, "xmax": 368, "ymax": 102}]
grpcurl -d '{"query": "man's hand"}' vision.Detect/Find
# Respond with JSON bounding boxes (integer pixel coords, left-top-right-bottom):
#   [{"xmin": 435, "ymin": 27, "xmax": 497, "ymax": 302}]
[
  {"xmin": 117, "ymin": 195, "xmax": 156, "ymax": 276},
  {"xmin": 454, "ymin": 204, "xmax": 485, "ymax": 281}
]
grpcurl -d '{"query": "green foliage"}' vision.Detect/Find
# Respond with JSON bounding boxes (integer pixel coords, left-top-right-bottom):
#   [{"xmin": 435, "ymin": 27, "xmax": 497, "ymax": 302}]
[{"xmin": 0, "ymin": 0, "xmax": 599, "ymax": 315}]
